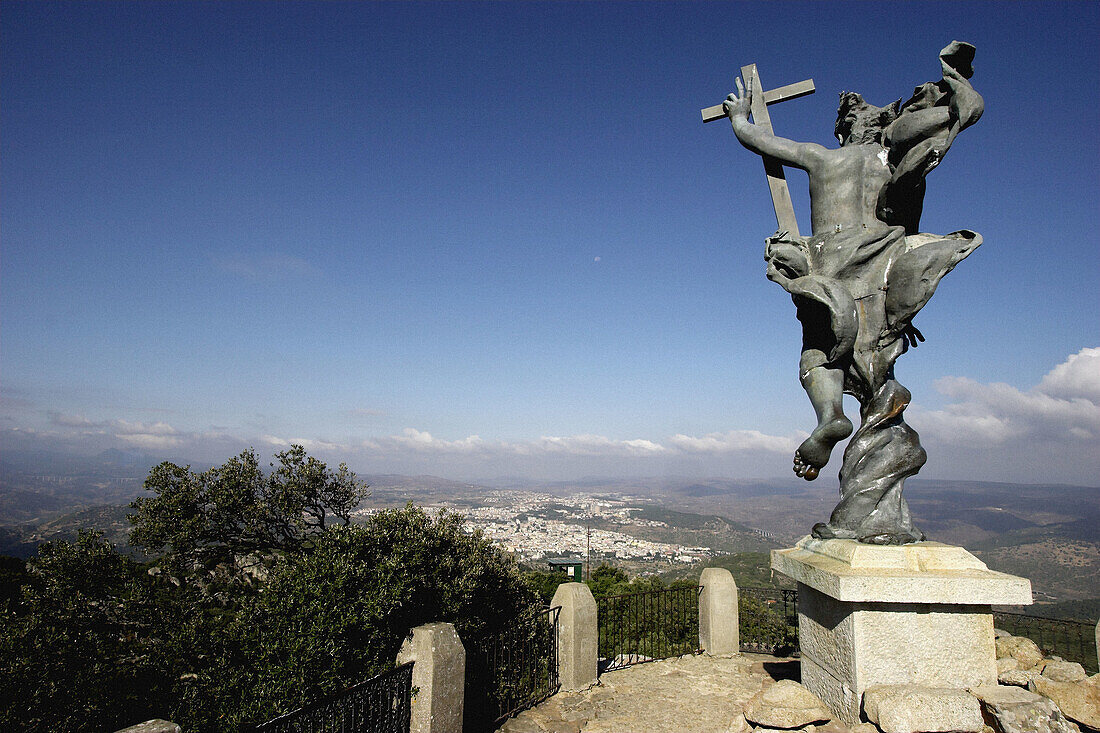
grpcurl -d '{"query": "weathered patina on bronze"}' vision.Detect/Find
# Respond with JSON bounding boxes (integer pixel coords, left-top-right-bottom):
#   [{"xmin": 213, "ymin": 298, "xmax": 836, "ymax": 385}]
[{"xmin": 714, "ymin": 42, "xmax": 984, "ymax": 544}]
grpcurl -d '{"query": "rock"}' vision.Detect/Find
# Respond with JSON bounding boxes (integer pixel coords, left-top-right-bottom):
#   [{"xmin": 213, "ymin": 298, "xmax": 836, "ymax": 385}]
[
  {"xmin": 850, "ymin": 725, "xmax": 880, "ymax": 733},
  {"xmin": 970, "ymin": 684, "xmax": 1044, "ymax": 706},
  {"xmin": 1000, "ymin": 669, "xmax": 1038, "ymax": 687},
  {"xmin": 1043, "ymin": 661, "xmax": 1088, "ymax": 683},
  {"xmin": 744, "ymin": 679, "xmax": 832, "ymax": 729},
  {"xmin": 998, "ymin": 657, "xmax": 1020, "ymax": 674},
  {"xmin": 995, "ymin": 636, "xmax": 1044, "ymax": 670},
  {"xmin": 113, "ymin": 722, "xmax": 182, "ymax": 733},
  {"xmin": 1030, "ymin": 676, "xmax": 1100, "ymax": 729},
  {"xmin": 497, "ymin": 717, "xmax": 546, "ymax": 733},
  {"xmin": 813, "ymin": 722, "xmax": 851, "ymax": 733},
  {"xmin": 863, "ymin": 685, "xmax": 983, "ymax": 733},
  {"xmin": 994, "ymin": 628, "xmax": 1011, "ymax": 639},
  {"xmin": 971, "ymin": 683, "xmax": 1080, "ymax": 733},
  {"xmin": 727, "ymin": 711, "xmax": 750, "ymax": 732}
]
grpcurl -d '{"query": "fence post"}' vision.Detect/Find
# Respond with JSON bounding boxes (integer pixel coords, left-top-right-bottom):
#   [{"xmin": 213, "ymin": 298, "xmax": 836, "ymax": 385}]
[
  {"xmin": 396, "ymin": 622, "xmax": 465, "ymax": 733},
  {"xmin": 1095, "ymin": 619, "xmax": 1099, "ymax": 673},
  {"xmin": 551, "ymin": 582, "xmax": 598, "ymax": 691},
  {"xmin": 699, "ymin": 567, "xmax": 739, "ymax": 655}
]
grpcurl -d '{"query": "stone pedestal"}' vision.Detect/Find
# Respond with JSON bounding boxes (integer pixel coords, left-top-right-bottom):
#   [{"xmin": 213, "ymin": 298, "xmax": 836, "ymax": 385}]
[{"xmin": 772, "ymin": 537, "xmax": 1032, "ymax": 724}]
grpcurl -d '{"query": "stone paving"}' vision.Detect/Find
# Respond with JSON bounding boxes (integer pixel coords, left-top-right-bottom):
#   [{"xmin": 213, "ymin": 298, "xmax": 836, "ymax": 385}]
[{"xmin": 496, "ymin": 653, "xmax": 859, "ymax": 733}]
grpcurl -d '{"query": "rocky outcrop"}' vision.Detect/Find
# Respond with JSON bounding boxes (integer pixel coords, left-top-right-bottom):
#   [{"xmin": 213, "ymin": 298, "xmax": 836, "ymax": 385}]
[
  {"xmin": 1043, "ymin": 661, "xmax": 1088, "ymax": 684},
  {"xmin": 863, "ymin": 685, "xmax": 983, "ymax": 733},
  {"xmin": 995, "ymin": 637, "xmax": 1043, "ymax": 671},
  {"xmin": 743, "ymin": 679, "xmax": 832, "ymax": 729},
  {"xmin": 114, "ymin": 722, "xmax": 182, "ymax": 733},
  {"xmin": 999, "ymin": 669, "xmax": 1038, "ymax": 687},
  {"xmin": 970, "ymin": 684, "xmax": 1080, "ymax": 733},
  {"xmin": 1029, "ymin": 676, "xmax": 1100, "ymax": 730}
]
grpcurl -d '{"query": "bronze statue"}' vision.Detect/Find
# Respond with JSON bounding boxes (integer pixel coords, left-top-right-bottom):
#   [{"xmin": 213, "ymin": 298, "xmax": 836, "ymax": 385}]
[{"xmin": 717, "ymin": 42, "xmax": 983, "ymax": 544}]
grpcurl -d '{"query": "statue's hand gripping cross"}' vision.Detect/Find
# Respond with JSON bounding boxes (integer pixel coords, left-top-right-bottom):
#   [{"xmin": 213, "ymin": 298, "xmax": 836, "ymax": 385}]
[{"xmin": 702, "ymin": 64, "xmax": 814, "ymax": 238}]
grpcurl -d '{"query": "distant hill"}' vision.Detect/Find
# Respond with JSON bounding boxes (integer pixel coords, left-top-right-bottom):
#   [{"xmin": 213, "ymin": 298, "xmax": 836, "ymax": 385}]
[{"xmin": 2, "ymin": 452, "xmax": 1097, "ymax": 601}]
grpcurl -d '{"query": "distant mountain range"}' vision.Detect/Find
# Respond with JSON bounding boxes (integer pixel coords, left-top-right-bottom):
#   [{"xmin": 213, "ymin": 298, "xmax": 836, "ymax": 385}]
[{"xmin": 2, "ymin": 450, "xmax": 1097, "ymax": 601}]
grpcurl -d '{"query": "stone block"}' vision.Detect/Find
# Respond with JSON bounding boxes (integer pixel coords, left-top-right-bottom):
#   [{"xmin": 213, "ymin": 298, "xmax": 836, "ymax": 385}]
[
  {"xmin": 971, "ymin": 684, "xmax": 1080, "ymax": 733},
  {"xmin": 772, "ymin": 538, "xmax": 1032, "ymax": 724},
  {"xmin": 995, "ymin": 636, "xmax": 1043, "ymax": 670},
  {"xmin": 397, "ymin": 622, "xmax": 465, "ymax": 733},
  {"xmin": 1043, "ymin": 660, "xmax": 1088, "ymax": 683},
  {"xmin": 1029, "ymin": 675, "xmax": 1100, "ymax": 730},
  {"xmin": 863, "ymin": 685, "xmax": 983, "ymax": 733},
  {"xmin": 999, "ymin": 668, "xmax": 1038, "ymax": 687},
  {"xmin": 552, "ymin": 582, "xmax": 598, "ymax": 691},
  {"xmin": 743, "ymin": 679, "xmax": 832, "ymax": 729},
  {"xmin": 772, "ymin": 537, "xmax": 1032, "ymax": 605},
  {"xmin": 699, "ymin": 567, "xmax": 739, "ymax": 655},
  {"xmin": 114, "ymin": 722, "xmax": 181, "ymax": 733}
]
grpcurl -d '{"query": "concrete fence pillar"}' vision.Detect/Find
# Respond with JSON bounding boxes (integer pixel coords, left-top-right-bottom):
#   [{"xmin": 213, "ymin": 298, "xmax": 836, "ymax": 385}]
[
  {"xmin": 551, "ymin": 582, "xmax": 598, "ymax": 691},
  {"xmin": 1095, "ymin": 619, "xmax": 1099, "ymax": 674},
  {"xmin": 396, "ymin": 622, "xmax": 466, "ymax": 733},
  {"xmin": 699, "ymin": 567, "xmax": 739, "ymax": 655}
]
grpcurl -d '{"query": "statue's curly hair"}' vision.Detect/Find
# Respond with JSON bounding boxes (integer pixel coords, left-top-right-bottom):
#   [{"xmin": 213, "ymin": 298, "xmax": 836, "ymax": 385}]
[{"xmin": 834, "ymin": 92, "xmax": 901, "ymax": 142}]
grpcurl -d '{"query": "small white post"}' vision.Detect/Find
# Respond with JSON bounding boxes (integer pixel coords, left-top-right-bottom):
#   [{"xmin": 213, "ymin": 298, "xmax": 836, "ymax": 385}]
[
  {"xmin": 396, "ymin": 622, "xmax": 466, "ymax": 733},
  {"xmin": 551, "ymin": 582, "xmax": 598, "ymax": 690},
  {"xmin": 699, "ymin": 567, "xmax": 739, "ymax": 655}
]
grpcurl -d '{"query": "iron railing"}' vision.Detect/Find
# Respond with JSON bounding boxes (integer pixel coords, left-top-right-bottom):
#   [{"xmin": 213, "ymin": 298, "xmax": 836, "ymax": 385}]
[
  {"xmin": 994, "ymin": 611, "xmax": 1098, "ymax": 674},
  {"xmin": 250, "ymin": 661, "xmax": 414, "ymax": 733},
  {"xmin": 739, "ymin": 587, "xmax": 798, "ymax": 655},
  {"xmin": 596, "ymin": 585, "xmax": 702, "ymax": 673},
  {"xmin": 474, "ymin": 605, "xmax": 561, "ymax": 727}
]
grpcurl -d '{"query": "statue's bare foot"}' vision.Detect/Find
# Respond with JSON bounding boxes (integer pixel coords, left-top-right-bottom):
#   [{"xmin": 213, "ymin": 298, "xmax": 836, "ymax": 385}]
[{"xmin": 793, "ymin": 416, "xmax": 853, "ymax": 481}]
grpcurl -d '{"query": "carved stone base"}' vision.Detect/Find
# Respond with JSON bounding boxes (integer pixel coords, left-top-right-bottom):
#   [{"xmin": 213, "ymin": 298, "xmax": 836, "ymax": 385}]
[{"xmin": 771, "ymin": 537, "xmax": 1032, "ymax": 723}]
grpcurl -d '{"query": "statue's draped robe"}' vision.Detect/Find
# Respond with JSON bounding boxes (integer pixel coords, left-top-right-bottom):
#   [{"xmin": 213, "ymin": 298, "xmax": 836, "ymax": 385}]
[{"xmin": 765, "ymin": 224, "xmax": 981, "ymax": 542}]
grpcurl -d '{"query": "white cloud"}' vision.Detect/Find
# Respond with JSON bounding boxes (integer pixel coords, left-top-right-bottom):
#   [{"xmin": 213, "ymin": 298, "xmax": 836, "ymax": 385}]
[
  {"xmin": 910, "ymin": 347, "xmax": 1100, "ymax": 476},
  {"xmin": 528, "ymin": 434, "xmax": 667, "ymax": 456},
  {"xmin": 669, "ymin": 429, "xmax": 801, "ymax": 454},
  {"xmin": 388, "ymin": 428, "xmax": 487, "ymax": 453},
  {"xmin": 1037, "ymin": 347, "xmax": 1100, "ymax": 404}
]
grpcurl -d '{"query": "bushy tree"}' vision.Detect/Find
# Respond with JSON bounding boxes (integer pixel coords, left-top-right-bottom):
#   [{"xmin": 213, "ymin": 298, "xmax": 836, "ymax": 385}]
[
  {"xmin": 587, "ymin": 563, "xmax": 630, "ymax": 597},
  {"xmin": 130, "ymin": 445, "xmax": 367, "ymax": 570},
  {"xmin": 523, "ymin": 567, "xmax": 572, "ymax": 604},
  {"xmin": 231, "ymin": 507, "xmax": 538, "ymax": 729},
  {"xmin": 4, "ymin": 450, "xmax": 545, "ymax": 732},
  {"xmin": 0, "ymin": 532, "xmax": 180, "ymax": 732}
]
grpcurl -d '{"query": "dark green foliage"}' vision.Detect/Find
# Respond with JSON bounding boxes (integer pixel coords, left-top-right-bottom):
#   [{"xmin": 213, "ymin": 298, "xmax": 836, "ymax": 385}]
[
  {"xmin": 0, "ymin": 531, "xmax": 181, "ymax": 732},
  {"xmin": 233, "ymin": 508, "xmax": 538, "ymax": 729},
  {"xmin": 586, "ymin": 563, "xmax": 630, "ymax": 597},
  {"xmin": 738, "ymin": 594, "xmax": 798, "ymax": 654},
  {"xmin": 130, "ymin": 446, "xmax": 367, "ymax": 569},
  {"xmin": 522, "ymin": 567, "xmax": 572, "ymax": 604},
  {"xmin": 2, "ymin": 449, "xmax": 540, "ymax": 732},
  {"xmin": 0, "ymin": 555, "xmax": 28, "ymax": 609}
]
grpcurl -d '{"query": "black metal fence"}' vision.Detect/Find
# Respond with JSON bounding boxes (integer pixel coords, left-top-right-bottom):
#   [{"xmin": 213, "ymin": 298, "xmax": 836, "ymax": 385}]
[
  {"xmin": 994, "ymin": 611, "xmax": 1098, "ymax": 674},
  {"xmin": 739, "ymin": 586, "xmax": 799, "ymax": 655},
  {"xmin": 596, "ymin": 585, "xmax": 702, "ymax": 673},
  {"xmin": 473, "ymin": 605, "xmax": 562, "ymax": 727},
  {"xmin": 250, "ymin": 661, "xmax": 414, "ymax": 733}
]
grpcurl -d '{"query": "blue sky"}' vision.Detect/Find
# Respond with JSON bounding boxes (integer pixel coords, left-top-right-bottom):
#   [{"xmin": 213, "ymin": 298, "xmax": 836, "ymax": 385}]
[{"xmin": 3, "ymin": 1, "xmax": 1098, "ymax": 484}]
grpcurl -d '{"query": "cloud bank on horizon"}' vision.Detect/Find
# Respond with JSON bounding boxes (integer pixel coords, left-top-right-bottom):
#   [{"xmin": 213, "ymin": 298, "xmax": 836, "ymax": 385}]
[{"xmin": 5, "ymin": 348, "xmax": 1097, "ymax": 485}]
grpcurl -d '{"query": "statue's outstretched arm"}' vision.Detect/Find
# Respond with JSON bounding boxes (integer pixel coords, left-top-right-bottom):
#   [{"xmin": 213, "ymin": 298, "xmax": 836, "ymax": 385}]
[
  {"xmin": 939, "ymin": 40, "xmax": 984, "ymax": 136},
  {"xmin": 725, "ymin": 78, "xmax": 826, "ymax": 171}
]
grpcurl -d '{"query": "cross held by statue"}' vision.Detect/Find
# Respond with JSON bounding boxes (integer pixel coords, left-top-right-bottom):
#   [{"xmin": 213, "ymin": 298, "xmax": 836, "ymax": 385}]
[{"xmin": 702, "ymin": 65, "xmax": 814, "ymax": 238}]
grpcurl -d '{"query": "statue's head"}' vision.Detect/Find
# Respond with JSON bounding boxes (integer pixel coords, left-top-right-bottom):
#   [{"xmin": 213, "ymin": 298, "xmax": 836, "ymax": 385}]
[{"xmin": 834, "ymin": 92, "xmax": 900, "ymax": 146}]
